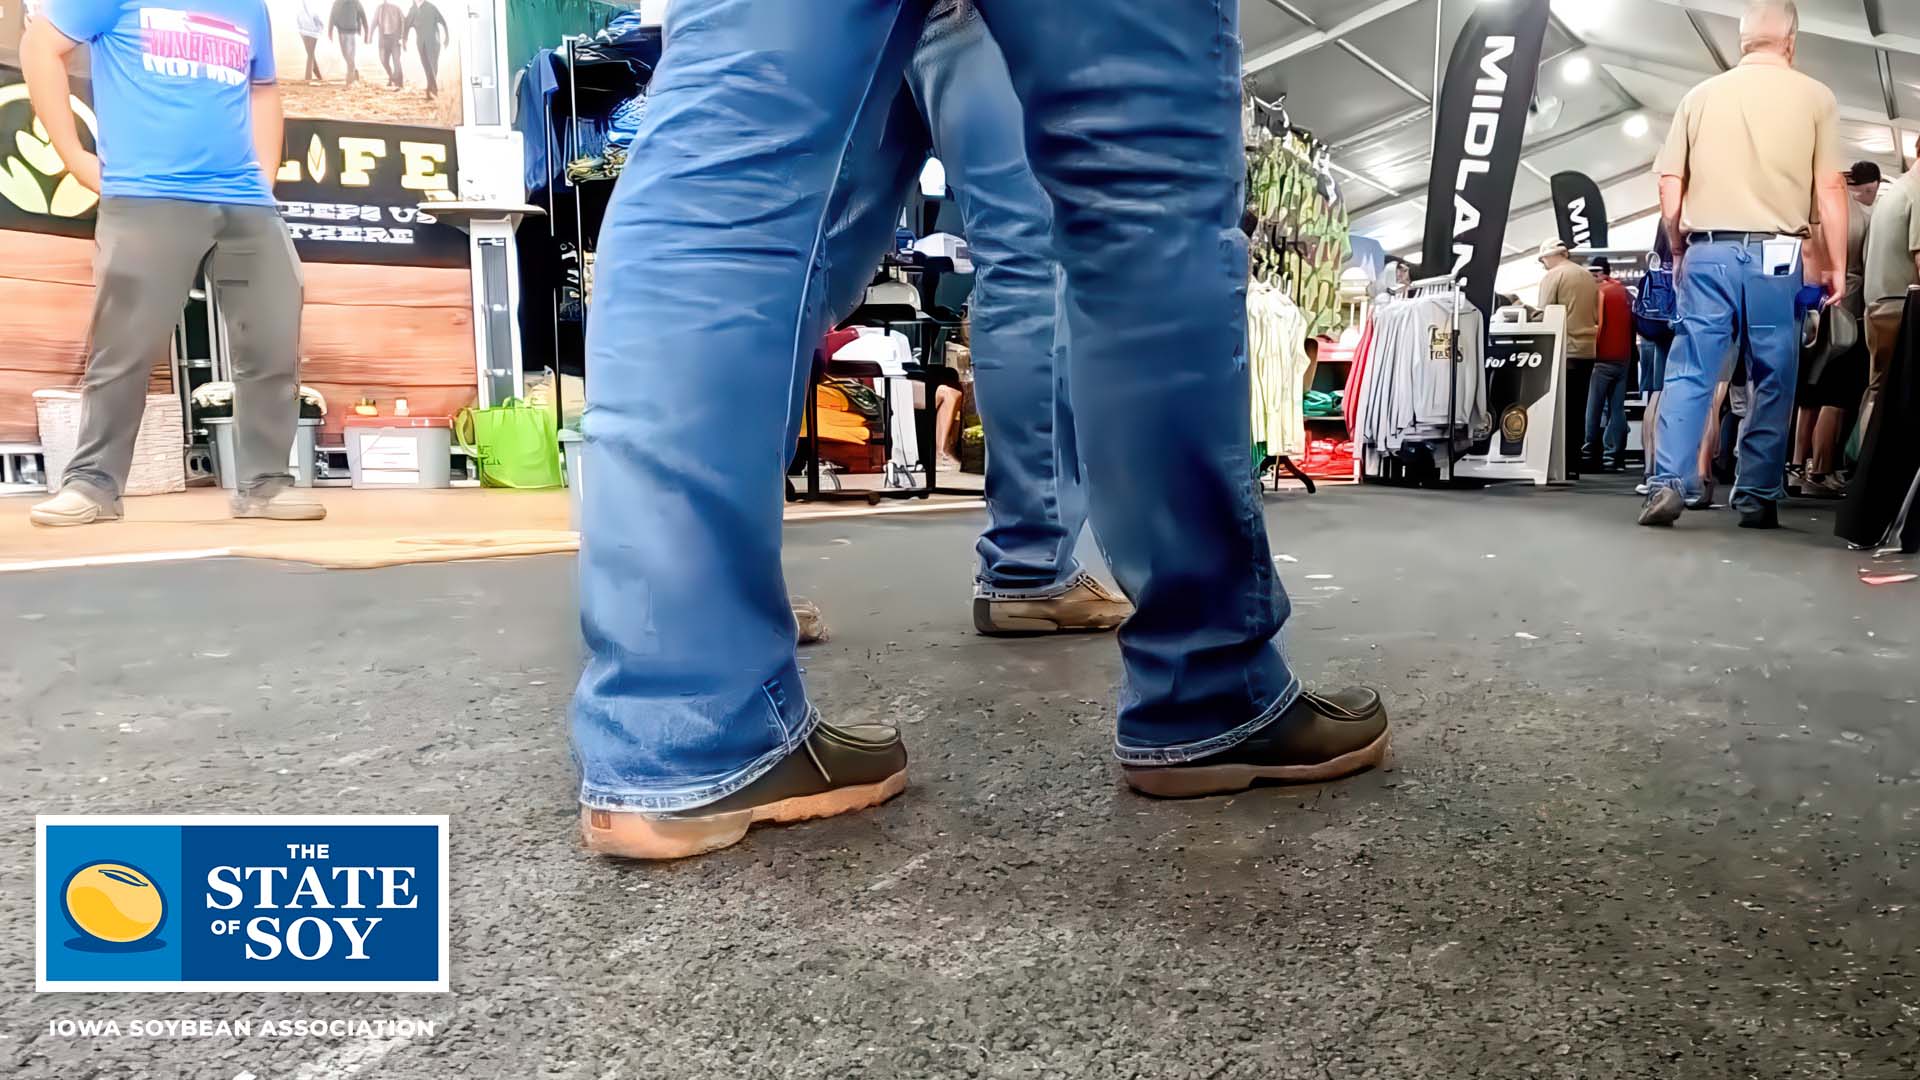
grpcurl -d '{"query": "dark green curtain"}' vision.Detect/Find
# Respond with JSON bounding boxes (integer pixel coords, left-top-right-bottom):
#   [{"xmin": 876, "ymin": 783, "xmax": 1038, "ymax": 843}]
[{"xmin": 506, "ymin": 0, "xmax": 619, "ymax": 80}]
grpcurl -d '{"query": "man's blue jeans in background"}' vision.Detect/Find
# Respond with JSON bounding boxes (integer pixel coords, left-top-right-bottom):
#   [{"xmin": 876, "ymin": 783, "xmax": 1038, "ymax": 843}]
[
  {"xmin": 1584, "ymin": 360, "xmax": 1629, "ymax": 465},
  {"xmin": 1650, "ymin": 238, "xmax": 1800, "ymax": 512},
  {"xmin": 819, "ymin": 2, "xmax": 1086, "ymax": 596},
  {"xmin": 573, "ymin": 0, "xmax": 1298, "ymax": 811}
]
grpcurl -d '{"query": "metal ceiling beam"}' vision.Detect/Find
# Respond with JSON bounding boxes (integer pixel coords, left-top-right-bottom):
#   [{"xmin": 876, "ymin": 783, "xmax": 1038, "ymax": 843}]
[
  {"xmin": 1244, "ymin": 0, "xmax": 1427, "ymax": 75},
  {"xmin": 1319, "ymin": 43, "xmax": 1584, "ymax": 154},
  {"xmin": 1686, "ymin": 9, "xmax": 1734, "ymax": 71},
  {"xmin": 1589, "ymin": 48, "xmax": 1920, "ymax": 137},
  {"xmin": 1641, "ymin": 0, "xmax": 1920, "ymax": 58},
  {"xmin": 1351, "ymin": 109, "xmax": 1650, "ymax": 220},
  {"xmin": 1383, "ymin": 165, "xmax": 1660, "ymax": 257},
  {"xmin": 1546, "ymin": 13, "xmax": 1648, "ymax": 116},
  {"xmin": 1331, "ymin": 105, "xmax": 1433, "ymax": 152},
  {"xmin": 1249, "ymin": 0, "xmax": 1431, "ymax": 103},
  {"xmin": 1330, "ymin": 161, "xmax": 1402, "ymax": 198}
]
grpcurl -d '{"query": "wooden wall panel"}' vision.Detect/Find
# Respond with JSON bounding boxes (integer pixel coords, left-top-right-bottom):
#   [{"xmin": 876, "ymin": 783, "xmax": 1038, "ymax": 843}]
[
  {"xmin": 0, "ymin": 230, "xmax": 95, "ymax": 288},
  {"xmin": 0, "ymin": 230, "xmax": 100, "ymax": 441},
  {"xmin": 299, "ymin": 265, "xmax": 476, "ymax": 436},
  {"xmin": 0, "ymin": 227, "xmax": 476, "ymax": 443}
]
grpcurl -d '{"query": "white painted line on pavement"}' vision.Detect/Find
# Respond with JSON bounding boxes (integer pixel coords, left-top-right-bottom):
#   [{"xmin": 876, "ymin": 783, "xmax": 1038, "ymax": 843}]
[{"xmin": 0, "ymin": 547, "xmax": 234, "ymax": 574}]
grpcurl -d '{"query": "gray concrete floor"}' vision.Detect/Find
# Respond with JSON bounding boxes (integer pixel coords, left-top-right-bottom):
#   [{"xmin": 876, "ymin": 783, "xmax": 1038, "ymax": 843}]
[{"xmin": 3, "ymin": 478, "xmax": 1918, "ymax": 1079}]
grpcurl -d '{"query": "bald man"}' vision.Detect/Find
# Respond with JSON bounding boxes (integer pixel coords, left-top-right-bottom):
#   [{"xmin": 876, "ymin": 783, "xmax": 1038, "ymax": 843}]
[{"xmin": 1640, "ymin": 0, "xmax": 1847, "ymax": 530}]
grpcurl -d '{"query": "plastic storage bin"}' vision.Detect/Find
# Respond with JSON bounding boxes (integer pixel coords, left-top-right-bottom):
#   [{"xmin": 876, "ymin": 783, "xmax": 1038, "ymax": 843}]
[
  {"xmin": 343, "ymin": 416, "xmax": 453, "ymax": 489},
  {"xmin": 205, "ymin": 417, "xmax": 321, "ymax": 489}
]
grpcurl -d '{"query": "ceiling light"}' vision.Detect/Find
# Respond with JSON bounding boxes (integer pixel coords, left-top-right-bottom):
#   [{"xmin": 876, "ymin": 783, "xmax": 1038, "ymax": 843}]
[
  {"xmin": 1562, "ymin": 55, "xmax": 1594, "ymax": 84},
  {"xmin": 1622, "ymin": 113, "xmax": 1651, "ymax": 139}
]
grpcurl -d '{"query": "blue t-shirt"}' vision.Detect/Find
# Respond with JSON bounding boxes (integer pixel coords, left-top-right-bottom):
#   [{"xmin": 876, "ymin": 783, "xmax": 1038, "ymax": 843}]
[{"xmin": 44, "ymin": 0, "xmax": 277, "ymax": 205}]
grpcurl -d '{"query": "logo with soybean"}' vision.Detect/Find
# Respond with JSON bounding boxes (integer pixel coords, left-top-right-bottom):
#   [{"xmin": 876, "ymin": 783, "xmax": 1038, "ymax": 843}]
[
  {"xmin": 63, "ymin": 862, "xmax": 167, "ymax": 947},
  {"xmin": 37, "ymin": 816, "xmax": 448, "ymax": 993}
]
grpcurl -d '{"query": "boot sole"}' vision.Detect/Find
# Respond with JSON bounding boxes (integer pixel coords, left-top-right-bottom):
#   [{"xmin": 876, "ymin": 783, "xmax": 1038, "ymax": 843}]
[
  {"xmin": 581, "ymin": 768, "xmax": 908, "ymax": 860},
  {"xmin": 972, "ymin": 598, "xmax": 1125, "ymax": 637},
  {"xmin": 1122, "ymin": 731, "xmax": 1390, "ymax": 799}
]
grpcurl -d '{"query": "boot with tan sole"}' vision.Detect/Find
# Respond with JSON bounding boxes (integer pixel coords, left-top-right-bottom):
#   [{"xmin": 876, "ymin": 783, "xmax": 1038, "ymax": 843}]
[
  {"xmin": 973, "ymin": 572, "xmax": 1132, "ymax": 636},
  {"xmin": 1122, "ymin": 688, "xmax": 1389, "ymax": 798},
  {"xmin": 581, "ymin": 720, "xmax": 907, "ymax": 860}
]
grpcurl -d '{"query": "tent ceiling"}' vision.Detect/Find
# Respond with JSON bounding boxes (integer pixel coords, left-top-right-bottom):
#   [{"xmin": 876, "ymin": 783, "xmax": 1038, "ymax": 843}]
[{"xmin": 1241, "ymin": 0, "xmax": 1920, "ymax": 265}]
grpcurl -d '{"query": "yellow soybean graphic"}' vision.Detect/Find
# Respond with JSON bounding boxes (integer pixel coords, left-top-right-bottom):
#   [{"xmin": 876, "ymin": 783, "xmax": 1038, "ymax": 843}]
[{"xmin": 65, "ymin": 863, "xmax": 164, "ymax": 943}]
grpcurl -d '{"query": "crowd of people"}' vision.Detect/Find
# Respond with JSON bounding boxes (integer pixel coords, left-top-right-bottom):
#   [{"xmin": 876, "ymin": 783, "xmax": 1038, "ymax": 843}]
[{"xmin": 1526, "ymin": 2, "xmax": 1915, "ymax": 541}]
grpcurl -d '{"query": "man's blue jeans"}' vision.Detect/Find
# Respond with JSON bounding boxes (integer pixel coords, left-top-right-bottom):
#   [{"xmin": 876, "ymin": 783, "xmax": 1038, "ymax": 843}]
[
  {"xmin": 1583, "ymin": 360, "xmax": 1629, "ymax": 465},
  {"xmin": 1650, "ymin": 238, "xmax": 1800, "ymax": 511},
  {"xmin": 819, "ymin": 2, "xmax": 1086, "ymax": 596},
  {"xmin": 574, "ymin": 0, "xmax": 1298, "ymax": 811}
]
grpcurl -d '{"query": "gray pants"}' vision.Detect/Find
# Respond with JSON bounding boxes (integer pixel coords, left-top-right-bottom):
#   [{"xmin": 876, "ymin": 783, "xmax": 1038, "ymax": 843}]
[{"xmin": 66, "ymin": 197, "xmax": 303, "ymax": 508}]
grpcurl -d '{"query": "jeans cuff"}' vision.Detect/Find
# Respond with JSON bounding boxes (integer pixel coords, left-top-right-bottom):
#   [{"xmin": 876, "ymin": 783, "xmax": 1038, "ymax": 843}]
[
  {"xmin": 974, "ymin": 565, "xmax": 1086, "ymax": 601},
  {"xmin": 1111, "ymin": 672, "xmax": 1303, "ymax": 765},
  {"xmin": 576, "ymin": 705, "xmax": 822, "ymax": 814}
]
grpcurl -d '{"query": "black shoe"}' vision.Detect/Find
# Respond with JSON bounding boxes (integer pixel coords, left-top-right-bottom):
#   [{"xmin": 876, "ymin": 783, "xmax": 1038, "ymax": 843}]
[
  {"xmin": 1122, "ymin": 689, "xmax": 1389, "ymax": 798},
  {"xmin": 1738, "ymin": 500, "xmax": 1780, "ymax": 529}
]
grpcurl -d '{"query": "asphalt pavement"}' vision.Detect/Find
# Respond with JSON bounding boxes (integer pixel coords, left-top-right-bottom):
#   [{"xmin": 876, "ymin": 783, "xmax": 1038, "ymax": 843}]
[{"xmin": 3, "ymin": 479, "xmax": 1916, "ymax": 1079}]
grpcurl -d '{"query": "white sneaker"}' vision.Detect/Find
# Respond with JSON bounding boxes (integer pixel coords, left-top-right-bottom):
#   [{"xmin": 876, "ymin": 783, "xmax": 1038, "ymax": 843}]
[
  {"xmin": 231, "ymin": 488, "xmax": 327, "ymax": 521},
  {"xmin": 1634, "ymin": 482, "xmax": 1650, "ymax": 496},
  {"xmin": 29, "ymin": 488, "xmax": 120, "ymax": 527}
]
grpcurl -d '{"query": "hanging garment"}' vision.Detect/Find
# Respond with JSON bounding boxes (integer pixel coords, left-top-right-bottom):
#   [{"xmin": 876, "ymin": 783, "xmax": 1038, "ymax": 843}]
[
  {"xmin": 1353, "ymin": 293, "xmax": 1489, "ymax": 457},
  {"xmin": 832, "ymin": 328, "xmax": 922, "ymax": 470},
  {"xmin": 1248, "ymin": 282, "xmax": 1312, "ymax": 456},
  {"xmin": 1837, "ymin": 293, "xmax": 1920, "ymax": 552}
]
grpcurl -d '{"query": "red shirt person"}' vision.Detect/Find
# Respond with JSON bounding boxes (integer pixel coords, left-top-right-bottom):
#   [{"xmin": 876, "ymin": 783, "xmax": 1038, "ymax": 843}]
[{"xmin": 1585, "ymin": 259, "xmax": 1637, "ymax": 470}]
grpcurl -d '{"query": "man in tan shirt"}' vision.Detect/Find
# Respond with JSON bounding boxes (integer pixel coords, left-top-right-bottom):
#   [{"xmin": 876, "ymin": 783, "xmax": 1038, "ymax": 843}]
[
  {"xmin": 1639, "ymin": 0, "xmax": 1848, "ymax": 530},
  {"xmin": 1537, "ymin": 238, "xmax": 1601, "ymax": 479}
]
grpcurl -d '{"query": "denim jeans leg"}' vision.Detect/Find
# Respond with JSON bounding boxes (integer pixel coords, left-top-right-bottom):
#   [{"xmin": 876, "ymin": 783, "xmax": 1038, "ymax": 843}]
[
  {"xmin": 573, "ymin": 0, "xmax": 926, "ymax": 812},
  {"xmin": 1653, "ymin": 244, "xmax": 1741, "ymax": 496},
  {"xmin": 974, "ymin": 0, "xmax": 1300, "ymax": 760},
  {"xmin": 1603, "ymin": 364, "xmax": 1629, "ymax": 462},
  {"xmin": 1731, "ymin": 256, "xmax": 1801, "ymax": 510},
  {"xmin": 1582, "ymin": 363, "xmax": 1609, "ymax": 462},
  {"xmin": 910, "ymin": 7, "xmax": 1084, "ymax": 594}
]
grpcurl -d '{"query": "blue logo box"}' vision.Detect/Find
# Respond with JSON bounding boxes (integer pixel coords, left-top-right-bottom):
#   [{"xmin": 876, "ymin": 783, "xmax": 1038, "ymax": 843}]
[{"xmin": 37, "ymin": 816, "xmax": 448, "ymax": 993}]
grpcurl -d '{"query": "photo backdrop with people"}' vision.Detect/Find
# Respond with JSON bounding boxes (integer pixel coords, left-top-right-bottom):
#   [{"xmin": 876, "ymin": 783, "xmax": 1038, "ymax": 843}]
[{"xmin": 269, "ymin": 0, "xmax": 461, "ymax": 128}]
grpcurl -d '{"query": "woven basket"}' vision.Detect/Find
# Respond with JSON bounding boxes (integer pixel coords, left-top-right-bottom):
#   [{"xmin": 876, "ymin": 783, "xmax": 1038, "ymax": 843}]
[{"xmin": 33, "ymin": 389, "xmax": 187, "ymax": 496}]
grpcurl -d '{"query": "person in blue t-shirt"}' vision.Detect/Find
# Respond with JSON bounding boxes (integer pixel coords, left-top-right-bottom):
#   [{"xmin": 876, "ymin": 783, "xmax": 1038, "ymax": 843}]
[{"xmin": 20, "ymin": 0, "xmax": 324, "ymax": 526}]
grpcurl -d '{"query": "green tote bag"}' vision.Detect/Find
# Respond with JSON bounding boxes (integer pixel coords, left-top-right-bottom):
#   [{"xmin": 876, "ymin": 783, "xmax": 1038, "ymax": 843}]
[{"xmin": 455, "ymin": 399, "xmax": 565, "ymax": 489}]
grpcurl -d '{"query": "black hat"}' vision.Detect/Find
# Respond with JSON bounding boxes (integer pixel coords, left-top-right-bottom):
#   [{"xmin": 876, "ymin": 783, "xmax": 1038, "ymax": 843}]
[
  {"xmin": 1847, "ymin": 161, "xmax": 1883, "ymax": 186},
  {"xmin": 1589, "ymin": 257, "xmax": 1613, "ymax": 275}
]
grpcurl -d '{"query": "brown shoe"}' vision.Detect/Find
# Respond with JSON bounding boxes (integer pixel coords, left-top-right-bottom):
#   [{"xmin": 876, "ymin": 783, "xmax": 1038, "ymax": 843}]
[
  {"xmin": 791, "ymin": 597, "xmax": 829, "ymax": 645},
  {"xmin": 1122, "ymin": 688, "xmax": 1389, "ymax": 798},
  {"xmin": 580, "ymin": 720, "xmax": 907, "ymax": 860},
  {"xmin": 973, "ymin": 573, "xmax": 1132, "ymax": 636}
]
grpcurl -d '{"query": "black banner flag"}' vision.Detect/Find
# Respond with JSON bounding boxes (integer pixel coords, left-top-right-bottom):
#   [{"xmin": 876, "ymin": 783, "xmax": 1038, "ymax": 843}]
[
  {"xmin": 1550, "ymin": 171, "xmax": 1609, "ymax": 250},
  {"xmin": 1418, "ymin": 0, "xmax": 1553, "ymax": 316}
]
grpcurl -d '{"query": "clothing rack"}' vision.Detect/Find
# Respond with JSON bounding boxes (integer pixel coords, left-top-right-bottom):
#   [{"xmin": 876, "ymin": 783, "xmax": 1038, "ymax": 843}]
[{"xmin": 1370, "ymin": 273, "xmax": 1466, "ymax": 484}]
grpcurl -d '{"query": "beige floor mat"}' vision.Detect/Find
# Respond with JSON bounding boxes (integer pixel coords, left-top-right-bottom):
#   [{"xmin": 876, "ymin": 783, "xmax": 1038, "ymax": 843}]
[{"xmin": 229, "ymin": 530, "xmax": 580, "ymax": 570}]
